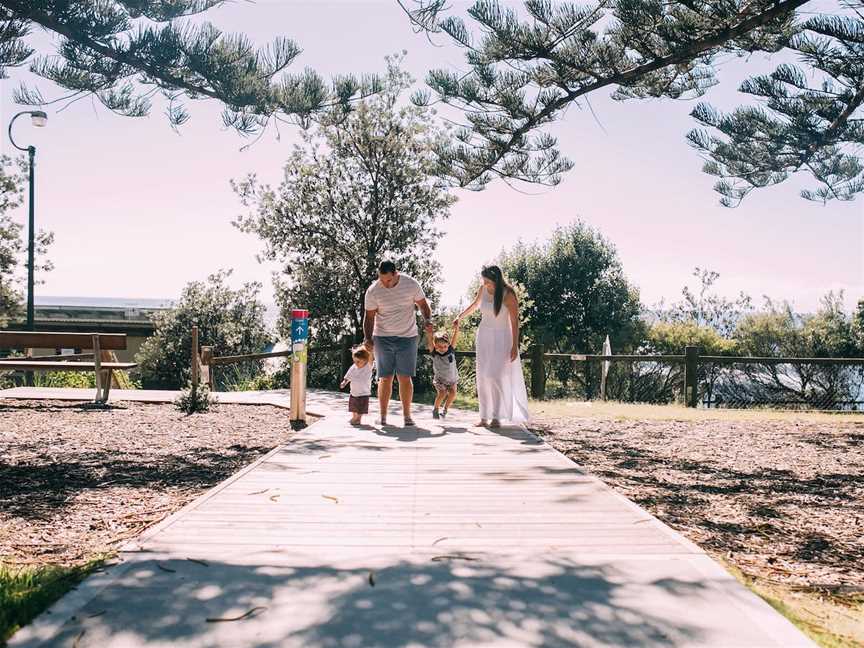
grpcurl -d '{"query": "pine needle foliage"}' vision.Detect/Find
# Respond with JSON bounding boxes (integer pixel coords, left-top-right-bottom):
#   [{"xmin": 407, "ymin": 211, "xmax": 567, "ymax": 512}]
[
  {"xmin": 399, "ymin": 0, "xmax": 863, "ymax": 203},
  {"xmin": 1, "ymin": 1, "xmax": 382, "ymax": 134}
]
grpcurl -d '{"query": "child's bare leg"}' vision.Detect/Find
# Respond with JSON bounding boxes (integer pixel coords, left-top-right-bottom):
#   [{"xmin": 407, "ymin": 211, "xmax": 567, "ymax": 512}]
[
  {"xmin": 444, "ymin": 386, "xmax": 457, "ymax": 411},
  {"xmin": 434, "ymin": 388, "xmax": 446, "ymax": 409},
  {"xmin": 432, "ymin": 387, "xmax": 446, "ymax": 418}
]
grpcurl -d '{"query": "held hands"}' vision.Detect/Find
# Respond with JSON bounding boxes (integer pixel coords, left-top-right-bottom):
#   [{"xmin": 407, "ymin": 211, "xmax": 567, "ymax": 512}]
[{"xmin": 340, "ymin": 380, "xmax": 349, "ymax": 390}]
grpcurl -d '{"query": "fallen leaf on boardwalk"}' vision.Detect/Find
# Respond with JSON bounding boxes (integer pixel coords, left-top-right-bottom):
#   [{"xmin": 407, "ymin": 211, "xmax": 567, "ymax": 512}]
[
  {"xmin": 156, "ymin": 563, "xmax": 176, "ymax": 573},
  {"xmin": 368, "ymin": 571, "xmax": 376, "ymax": 587},
  {"xmin": 186, "ymin": 558, "xmax": 209, "ymax": 567},
  {"xmin": 322, "ymin": 495, "xmax": 339, "ymax": 504},
  {"xmin": 73, "ymin": 629, "xmax": 86, "ymax": 647},
  {"xmin": 206, "ymin": 606, "xmax": 267, "ymax": 623},
  {"xmin": 318, "ymin": 455, "xmax": 332, "ymax": 460},
  {"xmin": 633, "ymin": 519, "xmax": 653, "ymax": 524},
  {"xmin": 247, "ymin": 489, "xmax": 269, "ymax": 495},
  {"xmin": 431, "ymin": 555, "xmax": 478, "ymax": 562},
  {"xmin": 269, "ymin": 494, "xmax": 281, "ymax": 502},
  {"xmin": 432, "ymin": 537, "xmax": 449, "ymax": 545},
  {"xmin": 475, "ymin": 523, "xmax": 482, "ymax": 528},
  {"xmin": 87, "ymin": 610, "xmax": 106, "ymax": 618}
]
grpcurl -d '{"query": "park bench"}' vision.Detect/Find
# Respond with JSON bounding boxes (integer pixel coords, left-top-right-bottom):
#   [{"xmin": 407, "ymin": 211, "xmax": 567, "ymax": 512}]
[{"xmin": 0, "ymin": 331, "xmax": 137, "ymax": 403}]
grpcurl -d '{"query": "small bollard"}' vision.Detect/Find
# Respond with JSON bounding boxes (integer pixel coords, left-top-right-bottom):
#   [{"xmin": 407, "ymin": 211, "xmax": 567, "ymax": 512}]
[{"xmin": 290, "ymin": 309, "xmax": 309, "ymax": 429}]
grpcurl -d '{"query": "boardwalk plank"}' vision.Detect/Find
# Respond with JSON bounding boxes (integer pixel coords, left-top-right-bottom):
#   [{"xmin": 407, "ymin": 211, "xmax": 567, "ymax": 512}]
[{"xmin": 7, "ymin": 390, "xmax": 814, "ymax": 648}]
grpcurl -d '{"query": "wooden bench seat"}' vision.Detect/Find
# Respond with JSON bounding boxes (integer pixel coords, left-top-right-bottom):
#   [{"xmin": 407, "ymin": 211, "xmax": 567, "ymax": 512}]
[{"xmin": 0, "ymin": 331, "xmax": 137, "ymax": 403}]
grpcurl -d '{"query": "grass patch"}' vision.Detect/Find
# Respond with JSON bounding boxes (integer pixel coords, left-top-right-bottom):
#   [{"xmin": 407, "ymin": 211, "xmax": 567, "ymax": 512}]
[
  {"xmin": 720, "ymin": 560, "xmax": 864, "ymax": 648},
  {"xmin": 531, "ymin": 399, "xmax": 864, "ymax": 423},
  {"xmin": 0, "ymin": 557, "xmax": 107, "ymax": 643},
  {"xmin": 413, "ymin": 390, "xmax": 479, "ymax": 411}
]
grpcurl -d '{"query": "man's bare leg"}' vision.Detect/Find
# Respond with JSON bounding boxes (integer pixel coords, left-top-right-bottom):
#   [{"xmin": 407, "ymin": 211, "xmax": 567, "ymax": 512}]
[
  {"xmin": 397, "ymin": 375, "xmax": 414, "ymax": 424},
  {"xmin": 378, "ymin": 375, "xmax": 394, "ymax": 424}
]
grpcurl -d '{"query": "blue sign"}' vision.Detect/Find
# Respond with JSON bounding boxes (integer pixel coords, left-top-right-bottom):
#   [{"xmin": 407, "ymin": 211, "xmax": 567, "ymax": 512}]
[{"xmin": 291, "ymin": 317, "xmax": 308, "ymax": 343}]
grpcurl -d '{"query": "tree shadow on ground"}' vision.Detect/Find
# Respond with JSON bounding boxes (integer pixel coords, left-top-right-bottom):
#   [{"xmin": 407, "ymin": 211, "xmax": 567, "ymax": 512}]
[
  {"xmin": 32, "ymin": 555, "xmax": 709, "ymax": 648},
  {"xmin": 0, "ymin": 448, "xmax": 275, "ymax": 521},
  {"xmin": 0, "ymin": 401, "xmax": 129, "ymax": 413},
  {"xmin": 371, "ymin": 425, "xmax": 445, "ymax": 442},
  {"xmin": 531, "ymin": 424, "xmax": 863, "ymax": 579}
]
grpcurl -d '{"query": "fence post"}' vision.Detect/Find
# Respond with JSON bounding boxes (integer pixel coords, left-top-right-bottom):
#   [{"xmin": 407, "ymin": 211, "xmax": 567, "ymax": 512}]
[
  {"xmin": 585, "ymin": 358, "xmax": 595, "ymax": 400},
  {"xmin": 684, "ymin": 345, "xmax": 699, "ymax": 408},
  {"xmin": 530, "ymin": 344, "xmax": 546, "ymax": 400},
  {"xmin": 289, "ymin": 309, "xmax": 310, "ymax": 429},
  {"xmin": 600, "ymin": 334, "xmax": 612, "ymax": 401},
  {"xmin": 191, "ymin": 325, "xmax": 200, "ymax": 388},
  {"xmin": 341, "ymin": 335, "xmax": 353, "ymax": 379},
  {"xmin": 200, "ymin": 345, "xmax": 214, "ymax": 390}
]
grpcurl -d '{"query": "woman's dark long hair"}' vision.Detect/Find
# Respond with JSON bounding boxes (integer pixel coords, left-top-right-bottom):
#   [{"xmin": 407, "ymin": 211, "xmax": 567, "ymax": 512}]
[{"xmin": 481, "ymin": 265, "xmax": 512, "ymax": 316}]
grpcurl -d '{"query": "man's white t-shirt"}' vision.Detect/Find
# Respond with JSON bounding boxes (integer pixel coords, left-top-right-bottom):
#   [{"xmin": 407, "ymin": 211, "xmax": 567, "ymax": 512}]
[
  {"xmin": 343, "ymin": 362, "xmax": 373, "ymax": 397},
  {"xmin": 365, "ymin": 274, "xmax": 426, "ymax": 338}
]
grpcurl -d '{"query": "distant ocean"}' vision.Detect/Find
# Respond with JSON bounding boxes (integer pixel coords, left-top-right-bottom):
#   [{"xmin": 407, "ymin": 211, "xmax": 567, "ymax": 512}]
[
  {"xmin": 36, "ymin": 296, "xmax": 176, "ymax": 308},
  {"xmin": 37, "ymin": 296, "xmax": 280, "ymax": 328}
]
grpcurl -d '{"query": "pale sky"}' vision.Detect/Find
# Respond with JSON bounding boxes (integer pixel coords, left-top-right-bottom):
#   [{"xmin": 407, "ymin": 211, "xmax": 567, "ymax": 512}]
[{"xmin": 1, "ymin": 0, "xmax": 861, "ymax": 315}]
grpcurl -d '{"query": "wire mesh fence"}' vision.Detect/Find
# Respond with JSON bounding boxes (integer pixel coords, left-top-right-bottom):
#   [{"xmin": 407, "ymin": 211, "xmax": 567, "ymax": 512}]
[
  {"xmin": 540, "ymin": 353, "xmax": 864, "ymax": 412},
  {"xmin": 221, "ymin": 340, "xmax": 864, "ymax": 413},
  {"xmin": 699, "ymin": 358, "xmax": 864, "ymax": 411},
  {"xmin": 541, "ymin": 354, "xmax": 687, "ymax": 403}
]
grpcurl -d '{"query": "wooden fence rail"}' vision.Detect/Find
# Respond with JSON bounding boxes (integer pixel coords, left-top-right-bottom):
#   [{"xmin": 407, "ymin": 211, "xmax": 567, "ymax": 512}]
[{"xmin": 193, "ymin": 329, "xmax": 864, "ymax": 409}]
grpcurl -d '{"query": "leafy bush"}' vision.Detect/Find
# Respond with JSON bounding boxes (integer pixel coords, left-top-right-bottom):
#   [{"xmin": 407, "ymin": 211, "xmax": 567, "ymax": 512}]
[
  {"xmin": 499, "ymin": 222, "xmax": 643, "ymax": 355},
  {"xmin": 725, "ymin": 293, "xmax": 864, "ymax": 408},
  {"xmin": 174, "ymin": 381, "xmax": 214, "ymax": 414},
  {"xmin": 136, "ymin": 270, "xmax": 271, "ymax": 389},
  {"xmin": 33, "ymin": 371, "xmax": 96, "ymax": 389}
]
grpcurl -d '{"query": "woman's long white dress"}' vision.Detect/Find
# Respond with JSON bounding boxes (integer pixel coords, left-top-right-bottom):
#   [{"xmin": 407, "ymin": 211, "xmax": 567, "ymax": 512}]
[{"xmin": 475, "ymin": 288, "xmax": 530, "ymax": 423}]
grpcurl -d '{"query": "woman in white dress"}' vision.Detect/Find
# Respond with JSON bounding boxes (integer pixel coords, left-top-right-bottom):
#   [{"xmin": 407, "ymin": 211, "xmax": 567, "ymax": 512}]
[{"xmin": 455, "ymin": 266, "xmax": 530, "ymax": 427}]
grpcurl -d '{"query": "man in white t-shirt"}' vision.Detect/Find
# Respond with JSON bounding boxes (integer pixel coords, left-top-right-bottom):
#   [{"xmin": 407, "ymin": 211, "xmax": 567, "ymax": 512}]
[{"xmin": 363, "ymin": 260, "xmax": 433, "ymax": 427}]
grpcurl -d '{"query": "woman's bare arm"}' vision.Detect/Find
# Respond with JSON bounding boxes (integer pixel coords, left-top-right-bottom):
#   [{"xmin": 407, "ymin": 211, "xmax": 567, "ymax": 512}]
[
  {"xmin": 455, "ymin": 287, "xmax": 483, "ymax": 324},
  {"xmin": 504, "ymin": 290, "xmax": 520, "ymax": 361}
]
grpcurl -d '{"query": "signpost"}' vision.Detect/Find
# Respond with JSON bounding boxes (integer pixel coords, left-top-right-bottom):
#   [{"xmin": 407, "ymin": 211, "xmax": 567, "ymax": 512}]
[
  {"xmin": 290, "ymin": 309, "xmax": 309, "ymax": 428},
  {"xmin": 601, "ymin": 334, "xmax": 611, "ymax": 401}
]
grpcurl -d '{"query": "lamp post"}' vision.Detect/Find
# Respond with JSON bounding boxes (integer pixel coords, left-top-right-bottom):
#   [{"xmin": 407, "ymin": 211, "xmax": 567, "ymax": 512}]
[{"xmin": 8, "ymin": 110, "xmax": 48, "ymax": 332}]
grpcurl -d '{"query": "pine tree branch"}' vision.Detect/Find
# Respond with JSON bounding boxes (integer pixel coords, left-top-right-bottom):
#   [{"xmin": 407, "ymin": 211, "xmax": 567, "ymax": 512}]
[
  {"xmin": 4, "ymin": 1, "xmax": 237, "ymax": 104},
  {"xmin": 452, "ymin": 0, "xmax": 811, "ymax": 184},
  {"xmin": 801, "ymin": 82, "xmax": 864, "ymax": 166},
  {"xmin": 2, "ymin": 1, "xmax": 376, "ymax": 122}
]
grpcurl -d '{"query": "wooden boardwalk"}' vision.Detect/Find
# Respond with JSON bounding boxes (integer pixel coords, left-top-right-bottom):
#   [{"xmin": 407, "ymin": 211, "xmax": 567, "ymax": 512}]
[{"xmin": 8, "ymin": 393, "xmax": 813, "ymax": 647}]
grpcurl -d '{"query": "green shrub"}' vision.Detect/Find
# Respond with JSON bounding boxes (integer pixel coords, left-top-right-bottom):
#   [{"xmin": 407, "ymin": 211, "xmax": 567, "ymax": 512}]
[
  {"xmin": 230, "ymin": 372, "xmax": 274, "ymax": 392},
  {"xmin": 136, "ymin": 270, "xmax": 272, "ymax": 389},
  {"xmin": 33, "ymin": 371, "xmax": 96, "ymax": 389},
  {"xmin": 174, "ymin": 381, "xmax": 214, "ymax": 414}
]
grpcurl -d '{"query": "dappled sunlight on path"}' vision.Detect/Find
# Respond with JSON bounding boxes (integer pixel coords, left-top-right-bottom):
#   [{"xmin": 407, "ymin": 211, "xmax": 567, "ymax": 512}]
[{"xmin": 7, "ymin": 391, "xmax": 814, "ymax": 647}]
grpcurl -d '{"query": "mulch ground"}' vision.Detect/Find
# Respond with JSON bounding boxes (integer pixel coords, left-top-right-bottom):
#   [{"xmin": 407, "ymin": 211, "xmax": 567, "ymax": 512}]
[
  {"xmin": 531, "ymin": 414, "xmax": 864, "ymax": 593},
  {"xmin": 0, "ymin": 400, "xmax": 295, "ymax": 566}
]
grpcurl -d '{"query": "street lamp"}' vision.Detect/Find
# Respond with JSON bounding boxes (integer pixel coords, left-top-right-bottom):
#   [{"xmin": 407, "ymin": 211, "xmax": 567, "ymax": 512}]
[{"xmin": 8, "ymin": 110, "xmax": 48, "ymax": 332}]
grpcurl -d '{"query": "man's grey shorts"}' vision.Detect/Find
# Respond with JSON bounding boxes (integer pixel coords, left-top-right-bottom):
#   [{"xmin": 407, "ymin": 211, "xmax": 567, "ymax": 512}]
[{"xmin": 374, "ymin": 335, "xmax": 419, "ymax": 378}]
